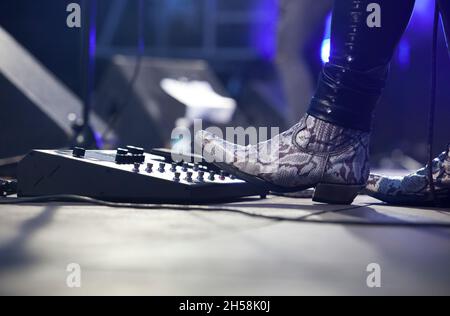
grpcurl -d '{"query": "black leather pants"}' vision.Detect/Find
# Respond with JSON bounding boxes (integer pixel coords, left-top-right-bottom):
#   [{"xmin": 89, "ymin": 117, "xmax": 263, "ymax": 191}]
[{"xmin": 308, "ymin": 0, "xmax": 417, "ymax": 131}]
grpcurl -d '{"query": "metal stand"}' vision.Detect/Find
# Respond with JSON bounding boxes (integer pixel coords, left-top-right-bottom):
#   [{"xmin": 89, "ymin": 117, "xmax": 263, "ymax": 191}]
[{"xmin": 73, "ymin": 0, "xmax": 98, "ymax": 148}]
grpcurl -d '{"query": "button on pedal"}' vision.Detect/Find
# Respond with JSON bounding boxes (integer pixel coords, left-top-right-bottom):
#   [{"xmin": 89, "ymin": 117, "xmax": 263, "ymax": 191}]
[
  {"xmin": 116, "ymin": 148, "xmax": 128, "ymax": 155},
  {"xmin": 185, "ymin": 171, "xmax": 193, "ymax": 183},
  {"xmin": 72, "ymin": 147, "xmax": 86, "ymax": 158},
  {"xmin": 126, "ymin": 146, "xmax": 144, "ymax": 155}
]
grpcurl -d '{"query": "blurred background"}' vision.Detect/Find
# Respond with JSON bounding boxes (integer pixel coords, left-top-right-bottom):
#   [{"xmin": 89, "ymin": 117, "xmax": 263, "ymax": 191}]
[{"xmin": 0, "ymin": 0, "xmax": 449, "ymax": 175}]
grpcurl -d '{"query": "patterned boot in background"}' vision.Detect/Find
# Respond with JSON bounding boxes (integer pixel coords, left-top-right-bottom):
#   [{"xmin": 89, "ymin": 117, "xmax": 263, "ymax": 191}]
[
  {"xmin": 195, "ymin": 115, "xmax": 370, "ymax": 205},
  {"xmin": 365, "ymin": 145, "xmax": 450, "ymax": 207}
]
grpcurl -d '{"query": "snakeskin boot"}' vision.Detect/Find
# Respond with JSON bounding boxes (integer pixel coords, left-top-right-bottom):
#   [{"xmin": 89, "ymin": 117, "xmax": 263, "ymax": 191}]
[
  {"xmin": 195, "ymin": 115, "xmax": 370, "ymax": 204},
  {"xmin": 365, "ymin": 145, "xmax": 450, "ymax": 206}
]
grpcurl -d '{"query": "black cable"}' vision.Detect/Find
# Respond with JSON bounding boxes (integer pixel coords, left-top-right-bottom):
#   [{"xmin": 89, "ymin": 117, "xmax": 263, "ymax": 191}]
[
  {"xmin": 427, "ymin": 2, "xmax": 440, "ymax": 206},
  {"xmin": 101, "ymin": 0, "xmax": 145, "ymax": 140},
  {"xmin": 1, "ymin": 195, "xmax": 450, "ymax": 228}
]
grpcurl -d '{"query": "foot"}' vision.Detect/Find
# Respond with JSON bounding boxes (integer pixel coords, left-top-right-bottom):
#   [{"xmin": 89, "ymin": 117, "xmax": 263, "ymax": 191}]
[
  {"xmin": 195, "ymin": 115, "xmax": 370, "ymax": 204},
  {"xmin": 365, "ymin": 145, "xmax": 450, "ymax": 206}
]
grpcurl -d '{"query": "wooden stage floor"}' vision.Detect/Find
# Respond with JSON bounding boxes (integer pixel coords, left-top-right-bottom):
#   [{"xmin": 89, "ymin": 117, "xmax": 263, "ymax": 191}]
[{"xmin": 0, "ymin": 194, "xmax": 449, "ymax": 295}]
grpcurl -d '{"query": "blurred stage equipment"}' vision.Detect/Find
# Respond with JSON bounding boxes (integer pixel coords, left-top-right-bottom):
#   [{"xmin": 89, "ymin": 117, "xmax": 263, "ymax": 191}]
[
  {"xmin": 0, "ymin": 27, "xmax": 110, "ymax": 162},
  {"xmin": 236, "ymin": 79, "xmax": 289, "ymax": 133},
  {"xmin": 277, "ymin": 0, "xmax": 333, "ymax": 125},
  {"xmin": 77, "ymin": 0, "xmax": 99, "ymax": 152},
  {"xmin": 94, "ymin": 56, "xmax": 236, "ymax": 149}
]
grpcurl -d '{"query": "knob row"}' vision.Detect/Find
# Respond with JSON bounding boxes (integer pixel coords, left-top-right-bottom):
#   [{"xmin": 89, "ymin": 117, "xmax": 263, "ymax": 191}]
[{"xmin": 132, "ymin": 162, "xmax": 230, "ymax": 181}]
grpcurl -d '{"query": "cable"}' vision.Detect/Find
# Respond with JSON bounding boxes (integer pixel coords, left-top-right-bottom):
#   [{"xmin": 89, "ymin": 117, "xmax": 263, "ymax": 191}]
[
  {"xmin": 1, "ymin": 195, "xmax": 450, "ymax": 228},
  {"xmin": 101, "ymin": 0, "xmax": 145, "ymax": 140},
  {"xmin": 427, "ymin": 2, "xmax": 440, "ymax": 206}
]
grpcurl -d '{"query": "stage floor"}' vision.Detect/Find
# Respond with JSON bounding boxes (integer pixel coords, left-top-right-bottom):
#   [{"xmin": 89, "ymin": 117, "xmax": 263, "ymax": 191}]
[{"xmin": 0, "ymin": 194, "xmax": 449, "ymax": 295}]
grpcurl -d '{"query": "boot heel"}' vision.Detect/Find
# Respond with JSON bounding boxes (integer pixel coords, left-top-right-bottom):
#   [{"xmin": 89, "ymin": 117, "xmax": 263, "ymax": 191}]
[{"xmin": 313, "ymin": 183, "xmax": 363, "ymax": 205}]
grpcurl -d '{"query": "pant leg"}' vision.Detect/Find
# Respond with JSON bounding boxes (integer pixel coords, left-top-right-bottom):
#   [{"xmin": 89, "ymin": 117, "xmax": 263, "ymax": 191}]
[
  {"xmin": 308, "ymin": 0, "xmax": 416, "ymax": 131},
  {"xmin": 438, "ymin": 0, "xmax": 450, "ymax": 56}
]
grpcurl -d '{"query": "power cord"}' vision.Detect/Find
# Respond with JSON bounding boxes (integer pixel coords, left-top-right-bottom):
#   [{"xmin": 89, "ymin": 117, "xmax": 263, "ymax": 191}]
[{"xmin": 1, "ymin": 194, "xmax": 450, "ymax": 228}]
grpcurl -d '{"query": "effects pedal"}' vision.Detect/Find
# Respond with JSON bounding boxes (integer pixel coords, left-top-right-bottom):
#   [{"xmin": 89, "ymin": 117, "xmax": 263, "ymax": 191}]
[{"xmin": 17, "ymin": 146, "xmax": 268, "ymax": 203}]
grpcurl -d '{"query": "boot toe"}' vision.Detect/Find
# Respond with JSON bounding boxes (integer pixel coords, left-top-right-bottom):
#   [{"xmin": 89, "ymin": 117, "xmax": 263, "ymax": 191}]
[
  {"xmin": 195, "ymin": 130, "xmax": 219, "ymax": 148},
  {"xmin": 365, "ymin": 174, "xmax": 403, "ymax": 196},
  {"xmin": 195, "ymin": 129, "xmax": 239, "ymax": 164}
]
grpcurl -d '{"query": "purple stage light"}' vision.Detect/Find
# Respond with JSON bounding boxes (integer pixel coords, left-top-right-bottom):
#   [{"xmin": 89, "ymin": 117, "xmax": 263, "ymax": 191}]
[
  {"xmin": 251, "ymin": 0, "xmax": 278, "ymax": 60},
  {"xmin": 321, "ymin": 12, "xmax": 332, "ymax": 64},
  {"xmin": 397, "ymin": 39, "xmax": 411, "ymax": 69}
]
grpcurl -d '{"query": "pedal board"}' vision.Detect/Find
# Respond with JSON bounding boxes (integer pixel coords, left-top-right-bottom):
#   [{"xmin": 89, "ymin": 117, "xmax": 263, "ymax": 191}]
[{"xmin": 17, "ymin": 147, "xmax": 268, "ymax": 203}]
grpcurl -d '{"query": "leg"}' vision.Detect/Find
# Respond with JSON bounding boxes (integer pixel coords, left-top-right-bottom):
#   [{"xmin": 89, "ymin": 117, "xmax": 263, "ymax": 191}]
[
  {"xmin": 309, "ymin": 0, "xmax": 416, "ymax": 131},
  {"xmin": 196, "ymin": 0, "xmax": 416, "ymax": 204},
  {"xmin": 276, "ymin": 0, "xmax": 333, "ymax": 125}
]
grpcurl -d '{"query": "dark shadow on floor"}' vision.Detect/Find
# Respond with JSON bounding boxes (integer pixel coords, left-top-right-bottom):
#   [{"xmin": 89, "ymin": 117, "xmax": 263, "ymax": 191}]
[
  {"xmin": 223, "ymin": 201, "xmax": 371, "ymax": 213},
  {"xmin": 338, "ymin": 207, "xmax": 450, "ymax": 239},
  {"xmin": 0, "ymin": 205, "xmax": 57, "ymax": 274},
  {"xmin": 341, "ymin": 212, "xmax": 450, "ymax": 294}
]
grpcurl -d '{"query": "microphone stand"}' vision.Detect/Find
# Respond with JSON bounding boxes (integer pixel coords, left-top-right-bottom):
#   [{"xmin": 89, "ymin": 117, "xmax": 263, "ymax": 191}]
[{"xmin": 73, "ymin": 0, "xmax": 98, "ymax": 148}]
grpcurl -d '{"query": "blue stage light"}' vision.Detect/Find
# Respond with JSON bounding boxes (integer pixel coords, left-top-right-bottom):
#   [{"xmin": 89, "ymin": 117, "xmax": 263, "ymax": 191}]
[
  {"xmin": 320, "ymin": 12, "xmax": 332, "ymax": 64},
  {"xmin": 321, "ymin": 38, "xmax": 330, "ymax": 64},
  {"xmin": 397, "ymin": 39, "xmax": 411, "ymax": 68}
]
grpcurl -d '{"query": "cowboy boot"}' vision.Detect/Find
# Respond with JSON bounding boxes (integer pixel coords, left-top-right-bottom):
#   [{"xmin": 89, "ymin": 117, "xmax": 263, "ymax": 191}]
[
  {"xmin": 195, "ymin": 1, "xmax": 416, "ymax": 205},
  {"xmin": 365, "ymin": 2, "xmax": 450, "ymax": 207},
  {"xmin": 195, "ymin": 114, "xmax": 370, "ymax": 205},
  {"xmin": 365, "ymin": 145, "xmax": 450, "ymax": 206}
]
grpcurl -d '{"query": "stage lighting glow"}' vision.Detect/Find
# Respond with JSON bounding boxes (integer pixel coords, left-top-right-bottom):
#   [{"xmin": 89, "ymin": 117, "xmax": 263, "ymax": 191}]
[
  {"xmin": 397, "ymin": 39, "xmax": 411, "ymax": 68},
  {"xmin": 414, "ymin": 0, "xmax": 433, "ymax": 15},
  {"xmin": 160, "ymin": 78, "xmax": 236, "ymax": 124},
  {"xmin": 321, "ymin": 38, "xmax": 331, "ymax": 64},
  {"xmin": 321, "ymin": 12, "xmax": 332, "ymax": 64},
  {"xmin": 252, "ymin": 0, "xmax": 278, "ymax": 60}
]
